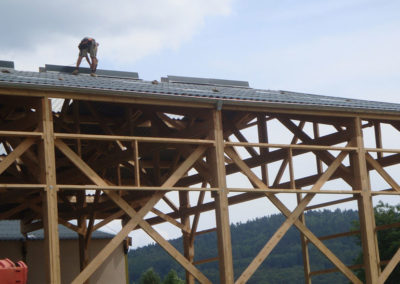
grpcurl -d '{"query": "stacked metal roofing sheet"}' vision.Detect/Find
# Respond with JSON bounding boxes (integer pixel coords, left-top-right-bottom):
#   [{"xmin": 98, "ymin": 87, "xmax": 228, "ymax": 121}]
[{"xmin": 0, "ymin": 66, "xmax": 400, "ymax": 114}]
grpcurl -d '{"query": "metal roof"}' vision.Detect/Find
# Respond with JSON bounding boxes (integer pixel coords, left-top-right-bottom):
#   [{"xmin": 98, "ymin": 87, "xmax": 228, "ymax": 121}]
[
  {"xmin": 0, "ymin": 221, "xmax": 113, "ymax": 241},
  {"xmin": 0, "ymin": 65, "xmax": 400, "ymax": 114}
]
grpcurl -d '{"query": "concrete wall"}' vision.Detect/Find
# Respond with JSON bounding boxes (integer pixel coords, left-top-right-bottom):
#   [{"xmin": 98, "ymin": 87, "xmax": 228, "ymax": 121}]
[{"xmin": 0, "ymin": 239, "xmax": 127, "ymax": 284}]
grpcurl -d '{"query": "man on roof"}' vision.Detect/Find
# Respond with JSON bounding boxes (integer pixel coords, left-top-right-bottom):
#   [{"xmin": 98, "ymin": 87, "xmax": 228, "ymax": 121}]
[{"xmin": 72, "ymin": 37, "xmax": 99, "ymax": 77}]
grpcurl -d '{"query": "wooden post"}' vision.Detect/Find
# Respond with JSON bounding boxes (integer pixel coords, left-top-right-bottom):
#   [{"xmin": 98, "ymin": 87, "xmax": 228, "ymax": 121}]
[
  {"xmin": 208, "ymin": 110, "xmax": 234, "ymax": 284},
  {"xmin": 39, "ymin": 97, "xmax": 61, "ymax": 284},
  {"xmin": 257, "ymin": 114, "xmax": 269, "ymax": 185},
  {"xmin": 179, "ymin": 191, "xmax": 195, "ymax": 284},
  {"xmin": 288, "ymin": 148, "xmax": 311, "ymax": 283},
  {"xmin": 351, "ymin": 117, "xmax": 380, "ymax": 284}
]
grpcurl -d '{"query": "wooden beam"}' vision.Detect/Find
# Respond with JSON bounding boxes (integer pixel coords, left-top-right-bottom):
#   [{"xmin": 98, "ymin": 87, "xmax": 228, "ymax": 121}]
[
  {"xmin": 377, "ymin": 247, "xmax": 400, "ymax": 284},
  {"xmin": 151, "ymin": 207, "xmax": 190, "ymax": 233},
  {"xmin": 39, "ymin": 98, "xmax": 61, "ymax": 284},
  {"xmin": 351, "ymin": 117, "xmax": 380, "ymax": 284},
  {"xmin": 365, "ymin": 153, "xmax": 400, "ymax": 192},
  {"xmin": 179, "ymin": 190, "xmax": 195, "ymax": 284},
  {"xmin": 257, "ymin": 114, "xmax": 269, "ymax": 185},
  {"xmin": 272, "ymin": 121, "xmax": 305, "ymax": 187},
  {"xmin": 0, "ymin": 138, "xmax": 36, "ymax": 175},
  {"xmin": 225, "ymin": 146, "xmax": 361, "ymax": 283},
  {"xmin": 54, "ymin": 132, "xmax": 214, "ymax": 145},
  {"xmin": 209, "ymin": 110, "xmax": 234, "ymax": 284},
  {"xmin": 232, "ymin": 148, "xmax": 348, "ymax": 283},
  {"xmin": 313, "ymin": 122, "xmax": 323, "ymax": 174},
  {"xmin": 57, "ymin": 139, "xmax": 208, "ymax": 283},
  {"xmin": 139, "ymin": 218, "xmax": 212, "ymax": 284},
  {"xmin": 374, "ymin": 122, "xmax": 383, "ymax": 159}
]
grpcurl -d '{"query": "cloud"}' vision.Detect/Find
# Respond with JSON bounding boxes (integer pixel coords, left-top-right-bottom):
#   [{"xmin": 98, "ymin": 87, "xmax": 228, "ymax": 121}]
[{"xmin": 0, "ymin": 0, "xmax": 233, "ymax": 70}]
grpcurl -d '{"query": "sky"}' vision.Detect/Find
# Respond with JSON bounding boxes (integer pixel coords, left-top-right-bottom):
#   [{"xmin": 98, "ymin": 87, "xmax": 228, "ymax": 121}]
[{"xmin": 1, "ymin": 0, "xmax": 400, "ymax": 247}]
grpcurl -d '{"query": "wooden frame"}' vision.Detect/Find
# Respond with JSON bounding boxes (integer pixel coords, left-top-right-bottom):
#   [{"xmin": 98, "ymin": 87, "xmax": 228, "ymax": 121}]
[{"xmin": 0, "ymin": 86, "xmax": 399, "ymax": 284}]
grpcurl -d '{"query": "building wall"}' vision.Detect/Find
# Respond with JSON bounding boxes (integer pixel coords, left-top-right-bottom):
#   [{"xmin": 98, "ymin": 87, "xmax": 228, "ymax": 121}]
[{"xmin": 0, "ymin": 239, "xmax": 127, "ymax": 284}]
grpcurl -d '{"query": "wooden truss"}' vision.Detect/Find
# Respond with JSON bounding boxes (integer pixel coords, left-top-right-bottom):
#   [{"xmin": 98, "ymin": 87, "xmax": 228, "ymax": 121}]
[{"xmin": 1, "ymin": 88, "xmax": 400, "ymax": 284}]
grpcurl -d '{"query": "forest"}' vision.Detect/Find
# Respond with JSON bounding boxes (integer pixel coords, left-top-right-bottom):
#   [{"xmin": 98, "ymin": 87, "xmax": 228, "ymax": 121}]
[{"xmin": 128, "ymin": 209, "xmax": 362, "ymax": 283}]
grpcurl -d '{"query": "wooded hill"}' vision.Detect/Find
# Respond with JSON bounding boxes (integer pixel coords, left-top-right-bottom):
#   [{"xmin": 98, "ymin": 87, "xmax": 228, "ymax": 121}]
[{"xmin": 128, "ymin": 209, "xmax": 361, "ymax": 283}]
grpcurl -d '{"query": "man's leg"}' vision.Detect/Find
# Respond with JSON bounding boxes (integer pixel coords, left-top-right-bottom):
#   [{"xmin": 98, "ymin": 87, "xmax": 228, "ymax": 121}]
[
  {"xmin": 72, "ymin": 56, "xmax": 83, "ymax": 75},
  {"xmin": 90, "ymin": 56, "xmax": 98, "ymax": 77}
]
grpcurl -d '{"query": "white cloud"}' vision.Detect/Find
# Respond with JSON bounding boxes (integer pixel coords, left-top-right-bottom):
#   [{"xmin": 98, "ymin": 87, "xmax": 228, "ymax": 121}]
[{"xmin": 0, "ymin": 0, "xmax": 233, "ymax": 70}]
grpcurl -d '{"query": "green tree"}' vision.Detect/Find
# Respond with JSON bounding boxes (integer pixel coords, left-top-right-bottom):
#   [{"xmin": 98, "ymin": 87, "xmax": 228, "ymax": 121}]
[
  {"xmin": 353, "ymin": 202, "xmax": 400, "ymax": 283},
  {"xmin": 139, "ymin": 268, "xmax": 161, "ymax": 284},
  {"xmin": 163, "ymin": 269, "xmax": 184, "ymax": 284}
]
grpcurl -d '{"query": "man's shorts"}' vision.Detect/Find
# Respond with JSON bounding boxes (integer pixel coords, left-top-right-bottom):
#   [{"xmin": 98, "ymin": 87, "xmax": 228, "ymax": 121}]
[{"xmin": 79, "ymin": 41, "xmax": 98, "ymax": 58}]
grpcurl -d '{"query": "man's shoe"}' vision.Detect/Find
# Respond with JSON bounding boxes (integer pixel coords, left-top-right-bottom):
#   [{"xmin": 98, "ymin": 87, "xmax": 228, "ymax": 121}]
[
  {"xmin": 90, "ymin": 72, "xmax": 97, "ymax": 77},
  {"xmin": 72, "ymin": 69, "xmax": 79, "ymax": 75}
]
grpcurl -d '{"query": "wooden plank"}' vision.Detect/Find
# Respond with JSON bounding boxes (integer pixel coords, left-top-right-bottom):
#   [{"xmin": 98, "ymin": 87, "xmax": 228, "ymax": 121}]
[
  {"xmin": 0, "ymin": 138, "xmax": 36, "ymax": 175},
  {"xmin": 39, "ymin": 98, "xmax": 61, "ymax": 284}
]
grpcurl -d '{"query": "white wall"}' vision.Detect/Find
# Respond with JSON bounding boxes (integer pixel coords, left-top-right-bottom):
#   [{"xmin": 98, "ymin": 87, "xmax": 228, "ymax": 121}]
[{"xmin": 0, "ymin": 239, "xmax": 127, "ymax": 284}]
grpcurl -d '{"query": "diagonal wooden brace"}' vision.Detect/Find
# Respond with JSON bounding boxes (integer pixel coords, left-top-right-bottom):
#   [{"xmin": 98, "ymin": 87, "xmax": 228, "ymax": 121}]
[
  {"xmin": 225, "ymin": 147, "xmax": 361, "ymax": 284},
  {"xmin": 56, "ymin": 139, "xmax": 208, "ymax": 283}
]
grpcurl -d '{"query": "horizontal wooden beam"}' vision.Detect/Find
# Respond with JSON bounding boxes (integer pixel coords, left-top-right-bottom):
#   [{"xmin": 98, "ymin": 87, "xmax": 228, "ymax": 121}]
[
  {"xmin": 58, "ymin": 185, "xmax": 219, "ymax": 191},
  {"xmin": 0, "ymin": 184, "xmax": 46, "ymax": 189},
  {"xmin": 225, "ymin": 141, "xmax": 357, "ymax": 151},
  {"xmin": 228, "ymin": 188, "xmax": 362, "ymax": 194},
  {"xmin": 0, "ymin": 130, "xmax": 43, "ymax": 137},
  {"xmin": 55, "ymin": 133, "xmax": 215, "ymax": 145},
  {"xmin": 193, "ymin": 257, "xmax": 219, "ymax": 266}
]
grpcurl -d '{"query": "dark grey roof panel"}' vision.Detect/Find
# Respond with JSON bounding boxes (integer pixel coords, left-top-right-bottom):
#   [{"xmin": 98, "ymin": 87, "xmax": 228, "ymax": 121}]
[
  {"xmin": 0, "ymin": 221, "xmax": 113, "ymax": 240},
  {"xmin": 44, "ymin": 64, "xmax": 139, "ymax": 79},
  {"xmin": 0, "ymin": 69, "xmax": 399, "ymax": 114},
  {"xmin": 165, "ymin": 75, "xmax": 249, "ymax": 88},
  {"xmin": 0, "ymin": 60, "xmax": 14, "ymax": 69}
]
